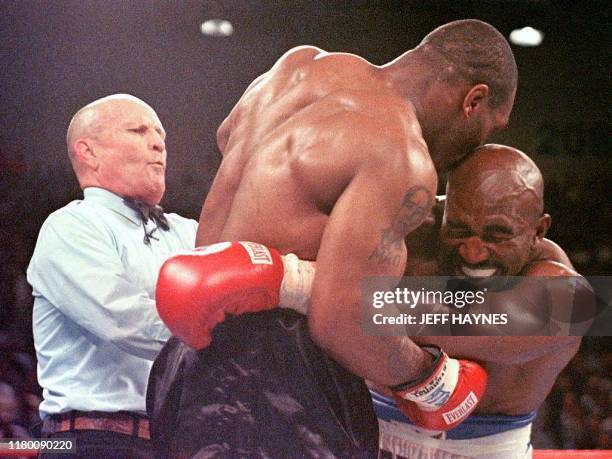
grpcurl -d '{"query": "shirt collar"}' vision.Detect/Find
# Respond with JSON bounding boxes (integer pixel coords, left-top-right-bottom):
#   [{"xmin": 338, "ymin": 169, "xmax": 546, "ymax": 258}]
[{"xmin": 82, "ymin": 187, "xmax": 142, "ymax": 225}]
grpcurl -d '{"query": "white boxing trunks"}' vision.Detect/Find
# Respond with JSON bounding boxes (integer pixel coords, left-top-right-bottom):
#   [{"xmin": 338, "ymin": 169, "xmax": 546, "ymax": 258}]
[{"xmin": 372, "ymin": 390, "xmax": 536, "ymax": 459}]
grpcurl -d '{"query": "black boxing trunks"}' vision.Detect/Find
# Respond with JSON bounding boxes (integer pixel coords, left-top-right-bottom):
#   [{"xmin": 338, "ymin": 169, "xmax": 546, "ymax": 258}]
[{"xmin": 147, "ymin": 309, "xmax": 378, "ymax": 459}]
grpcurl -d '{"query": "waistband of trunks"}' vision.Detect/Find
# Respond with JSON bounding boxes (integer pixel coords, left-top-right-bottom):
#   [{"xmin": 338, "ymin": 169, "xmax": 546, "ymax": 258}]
[{"xmin": 370, "ymin": 390, "xmax": 536, "ymax": 440}]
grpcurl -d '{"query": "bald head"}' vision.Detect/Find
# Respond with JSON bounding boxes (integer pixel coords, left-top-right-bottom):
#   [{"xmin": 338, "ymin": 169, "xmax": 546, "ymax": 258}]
[
  {"xmin": 66, "ymin": 94, "xmax": 154, "ymax": 159},
  {"xmin": 66, "ymin": 93, "xmax": 167, "ymax": 204},
  {"xmin": 416, "ymin": 19, "xmax": 517, "ymax": 108},
  {"xmin": 450, "ymin": 144, "xmax": 544, "ymax": 219}
]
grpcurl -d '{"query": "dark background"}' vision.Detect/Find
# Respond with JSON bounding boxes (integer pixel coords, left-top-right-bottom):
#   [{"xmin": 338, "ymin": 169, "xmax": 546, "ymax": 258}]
[
  {"xmin": 1, "ymin": 0, "xmax": 610, "ymax": 275},
  {"xmin": 0, "ymin": 0, "xmax": 610, "ymax": 449}
]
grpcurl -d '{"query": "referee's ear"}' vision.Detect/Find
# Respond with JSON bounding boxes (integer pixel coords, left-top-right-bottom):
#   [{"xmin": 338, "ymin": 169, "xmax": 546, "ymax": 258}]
[{"xmin": 73, "ymin": 136, "xmax": 101, "ymax": 171}]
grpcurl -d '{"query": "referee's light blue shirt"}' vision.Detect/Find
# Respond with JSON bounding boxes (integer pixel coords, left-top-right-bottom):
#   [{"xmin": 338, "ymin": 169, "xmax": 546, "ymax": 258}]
[{"xmin": 27, "ymin": 187, "xmax": 198, "ymax": 419}]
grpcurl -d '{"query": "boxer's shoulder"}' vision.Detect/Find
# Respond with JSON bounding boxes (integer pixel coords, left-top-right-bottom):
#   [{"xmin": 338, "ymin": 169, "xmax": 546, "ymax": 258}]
[
  {"xmin": 278, "ymin": 45, "xmax": 373, "ymax": 71},
  {"xmin": 277, "ymin": 45, "xmax": 327, "ymax": 65},
  {"xmin": 524, "ymin": 259, "xmax": 577, "ymax": 277},
  {"xmin": 273, "ymin": 47, "xmax": 385, "ymax": 100},
  {"xmin": 531, "ymin": 238, "xmax": 575, "ymax": 270},
  {"xmin": 271, "ymin": 46, "xmax": 367, "ymax": 83}
]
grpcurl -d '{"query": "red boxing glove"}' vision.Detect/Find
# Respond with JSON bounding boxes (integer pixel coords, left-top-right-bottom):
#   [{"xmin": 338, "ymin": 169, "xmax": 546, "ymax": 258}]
[
  {"xmin": 156, "ymin": 241, "xmax": 284, "ymax": 350},
  {"xmin": 391, "ymin": 346, "xmax": 487, "ymax": 432}
]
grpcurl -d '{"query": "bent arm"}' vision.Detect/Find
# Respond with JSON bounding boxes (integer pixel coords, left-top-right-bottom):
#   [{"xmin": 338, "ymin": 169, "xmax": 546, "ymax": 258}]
[
  {"xmin": 413, "ymin": 336, "xmax": 580, "ymax": 364},
  {"xmin": 416, "ymin": 260, "xmax": 589, "ymax": 364},
  {"xmin": 308, "ymin": 134, "xmax": 437, "ymax": 386}
]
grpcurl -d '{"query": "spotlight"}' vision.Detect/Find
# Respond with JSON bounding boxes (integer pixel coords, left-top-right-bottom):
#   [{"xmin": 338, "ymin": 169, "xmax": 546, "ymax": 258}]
[
  {"xmin": 200, "ymin": 19, "xmax": 234, "ymax": 37},
  {"xmin": 509, "ymin": 27, "xmax": 544, "ymax": 47}
]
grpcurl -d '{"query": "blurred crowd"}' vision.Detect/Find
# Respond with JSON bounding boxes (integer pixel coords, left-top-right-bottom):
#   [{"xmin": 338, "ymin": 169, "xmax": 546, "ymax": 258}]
[
  {"xmin": 532, "ymin": 338, "xmax": 612, "ymax": 450},
  {"xmin": 0, "ymin": 161, "xmax": 610, "ymax": 449}
]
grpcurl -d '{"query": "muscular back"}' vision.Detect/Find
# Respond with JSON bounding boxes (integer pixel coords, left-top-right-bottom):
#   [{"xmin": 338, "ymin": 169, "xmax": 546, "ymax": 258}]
[
  {"xmin": 197, "ymin": 47, "xmax": 430, "ymax": 261},
  {"xmin": 199, "ymin": 46, "xmax": 439, "ymax": 385}
]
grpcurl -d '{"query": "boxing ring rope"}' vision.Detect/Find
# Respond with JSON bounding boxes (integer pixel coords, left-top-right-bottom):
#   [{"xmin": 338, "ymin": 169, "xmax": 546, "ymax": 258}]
[{"xmin": 533, "ymin": 451, "xmax": 612, "ymax": 458}]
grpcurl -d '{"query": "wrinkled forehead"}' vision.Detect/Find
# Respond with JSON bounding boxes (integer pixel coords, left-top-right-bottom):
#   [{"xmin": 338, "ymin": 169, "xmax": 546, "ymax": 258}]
[{"xmin": 447, "ymin": 169, "xmax": 539, "ymax": 223}]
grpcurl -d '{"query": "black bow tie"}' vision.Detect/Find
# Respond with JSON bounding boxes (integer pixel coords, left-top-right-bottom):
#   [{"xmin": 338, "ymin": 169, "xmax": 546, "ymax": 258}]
[{"xmin": 123, "ymin": 198, "xmax": 170, "ymax": 245}]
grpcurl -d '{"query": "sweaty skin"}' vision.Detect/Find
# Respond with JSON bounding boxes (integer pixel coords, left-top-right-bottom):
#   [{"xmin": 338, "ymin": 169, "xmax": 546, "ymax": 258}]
[
  {"xmin": 197, "ymin": 18, "xmax": 518, "ymax": 386},
  {"xmin": 409, "ymin": 241, "xmax": 582, "ymax": 415},
  {"xmin": 197, "ymin": 46, "xmax": 438, "ymax": 385},
  {"xmin": 405, "ymin": 145, "xmax": 586, "ymax": 415}
]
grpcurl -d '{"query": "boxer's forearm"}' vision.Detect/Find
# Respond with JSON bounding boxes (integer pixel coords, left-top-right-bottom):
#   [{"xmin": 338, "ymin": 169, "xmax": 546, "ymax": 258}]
[
  {"xmin": 413, "ymin": 336, "xmax": 581, "ymax": 364},
  {"xmin": 309, "ymin": 309, "xmax": 433, "ymax": 386}
]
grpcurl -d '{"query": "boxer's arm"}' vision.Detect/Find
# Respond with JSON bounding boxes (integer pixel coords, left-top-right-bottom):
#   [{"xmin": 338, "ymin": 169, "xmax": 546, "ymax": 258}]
[
  {"xmin": 415, "ymin": 260, "xmax": 589, "ymax": 364},
  {"xmin": 309, "ymin": 153, "xmax": 490, "ymax": 434},
  {"xmin": 413, "ymin": 336, "xmax": 580, "ymax": 364},
  {"xmin": 307, "ymin": 125, "xmax": 438, "ymax": 386}
]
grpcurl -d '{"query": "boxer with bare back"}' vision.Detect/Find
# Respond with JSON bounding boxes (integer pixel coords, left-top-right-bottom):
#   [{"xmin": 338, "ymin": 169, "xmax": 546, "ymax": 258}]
[{"xmin": 149, "ymin": 20, "xmax": 517, "ymax": 458}]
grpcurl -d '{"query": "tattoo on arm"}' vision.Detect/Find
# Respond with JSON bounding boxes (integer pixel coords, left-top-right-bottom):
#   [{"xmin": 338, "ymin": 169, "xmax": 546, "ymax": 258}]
[{"xmin": 369, "ymin": 186, "xmax": 434, "ymax": 266}]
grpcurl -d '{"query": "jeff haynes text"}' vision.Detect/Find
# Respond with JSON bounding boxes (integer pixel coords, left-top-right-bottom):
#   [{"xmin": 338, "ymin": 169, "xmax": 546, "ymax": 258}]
[{"xmin": 372, "ymin": 313, "xmax": 509, "ymax": 325}]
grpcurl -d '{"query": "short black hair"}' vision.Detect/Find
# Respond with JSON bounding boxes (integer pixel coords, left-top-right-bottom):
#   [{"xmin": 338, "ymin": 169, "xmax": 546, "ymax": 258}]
[{"xmin": 417, "ymin": 19, "xmax": 518, "ymax": 108}]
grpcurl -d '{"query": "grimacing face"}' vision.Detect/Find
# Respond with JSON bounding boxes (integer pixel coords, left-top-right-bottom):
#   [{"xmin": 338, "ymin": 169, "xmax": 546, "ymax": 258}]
[
  {"xmin": 440, "ymin": 177, "xmax": 541, "ymax": 277},
  {"xmin": 92, "ymin": 100, "xmax": 167, "ymax": 205}
]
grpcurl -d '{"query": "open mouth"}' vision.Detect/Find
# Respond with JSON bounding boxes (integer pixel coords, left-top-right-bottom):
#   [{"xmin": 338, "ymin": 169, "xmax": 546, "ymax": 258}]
[{"xmin": 461, "ymin": 265, "xmax": 497, "ymax": 278}]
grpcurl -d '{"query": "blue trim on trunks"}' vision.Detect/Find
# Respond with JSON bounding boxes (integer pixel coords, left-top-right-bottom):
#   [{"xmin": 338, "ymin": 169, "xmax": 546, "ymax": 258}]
[{"xmin": 371, "ymin": 390, "xmax": 536, "ymax": 440}]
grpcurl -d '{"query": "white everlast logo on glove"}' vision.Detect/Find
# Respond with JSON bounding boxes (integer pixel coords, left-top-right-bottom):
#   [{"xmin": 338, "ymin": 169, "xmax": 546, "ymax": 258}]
[
  {"xmin": 402, "ymin": 355, "xmax": 459, "ymax": 411},
  {"xmin": 240, "ymin": 241, "xmax": 274, "ymax": 265},
  {"xmin": 442, "ymin": 392, "xmax": 478, "ymax": 425},
  {"xmin": 390, "ymin": 346, "xmax": 487, "ymax": 432}
]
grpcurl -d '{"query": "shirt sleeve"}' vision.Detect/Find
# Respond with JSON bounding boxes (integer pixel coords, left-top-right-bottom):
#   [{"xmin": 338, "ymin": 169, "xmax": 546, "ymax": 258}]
[{"xmin": 28, "ymin": 209, "xmax": 170, "ymax": 360}]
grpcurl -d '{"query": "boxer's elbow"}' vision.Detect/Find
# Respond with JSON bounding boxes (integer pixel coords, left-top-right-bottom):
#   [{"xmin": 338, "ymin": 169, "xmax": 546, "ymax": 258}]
[
  {"xmin": 308, "ymin": 298, "xmax": 360, "ymax": 359},
  {"xmin": 307, "ymin": 298, "xmax": 350, "ymax": 355},
  {"xmin": 307, "ymin": 303, "xmax": 335, "ymax": 351}
]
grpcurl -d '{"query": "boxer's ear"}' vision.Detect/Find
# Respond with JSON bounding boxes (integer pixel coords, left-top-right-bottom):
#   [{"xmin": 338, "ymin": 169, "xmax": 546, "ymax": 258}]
[
  {"xmin": 462, "ymin": 84, "xmax": 489, "ymax": 117},
  {"xmin": 535, "ymin": 213, "xmax": 551, "ymax": 240}
]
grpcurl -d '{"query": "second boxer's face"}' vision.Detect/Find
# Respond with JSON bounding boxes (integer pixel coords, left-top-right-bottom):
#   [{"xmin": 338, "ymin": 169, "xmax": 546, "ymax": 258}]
[
  {"xmin": 93, "ymin": 100, "xmax": 167, "ymax": 205},
  {"xmin": 440, "ymin": 182, "xmax": 538, "ymax": 277}
]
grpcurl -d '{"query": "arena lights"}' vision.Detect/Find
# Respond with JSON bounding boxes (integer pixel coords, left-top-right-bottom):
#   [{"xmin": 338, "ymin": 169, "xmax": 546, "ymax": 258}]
[
  {"xmin": 200, "ymin": 19, "xmax": 234, "ymax": 37},
  {"xmin": 509, "ymin": 26, "xmax": 544, "ymax": 46}
]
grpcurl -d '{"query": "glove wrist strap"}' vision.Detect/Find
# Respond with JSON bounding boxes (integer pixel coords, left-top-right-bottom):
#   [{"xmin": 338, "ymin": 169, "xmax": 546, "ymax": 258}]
[
  {"xmin": 388, "ymin": 345, "xmax": 443, "ymax": 392},
  {"xmin": 390, "ymin": 346, "xmax": 460, "ymax": 411},
  {"xmin": 279, "ymin": 253, "xmax": 314, "ymax": 315}
]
